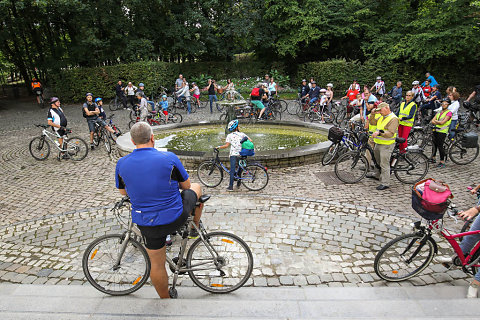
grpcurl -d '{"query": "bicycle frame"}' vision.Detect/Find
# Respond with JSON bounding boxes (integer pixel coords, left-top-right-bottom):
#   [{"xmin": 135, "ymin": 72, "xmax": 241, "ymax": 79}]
[
  {"xmin": 437, "ymin": 226, "xmax": 480, "ymax": 270},
  {"xmin": 211, "ymin": 151, "xmax": 255, "ymax": 182},
  {"xmin": 40, "ymin": 128, "xmax": 68, "ymax": 152}
]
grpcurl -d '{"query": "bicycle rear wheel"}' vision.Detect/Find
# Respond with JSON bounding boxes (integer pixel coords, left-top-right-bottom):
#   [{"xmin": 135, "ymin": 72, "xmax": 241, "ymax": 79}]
[
  {"xmin": 393, "ymin": 151, "xmax": 429, "ymax": 184},
  {"xmin": 449, "ymin": 141, "xmax": 479, "ymax": 165},
  {"xmin": 277, "ymin": 99, "xmax": 288, "ymax": 113},
  {"xmin": 287, "ymin": 100, "xmax": 299, "ymax": 115},
  {"xmin": 170, "ymin": 112, "xmax": 183, "ymax": 123},
  {"xmin": 241, "ymin": 164, "xmax": 269, "ymax": 191},
  {"xmin": 197, "ymin": 161, "xmax": 223, "ymax": 187},
  {"xmin": 374, "ymin": 233, "xmax": 435, "ymax": 282},
  {"xmin": 66, "ymin": 137, "xmax": 88, "ymax": 161},
  {"xmin": 29, "ymin": 136, "xmax": 50, "ymax": 160},
  {"xmin": 82, "ymin": 234, "xmax": 150, "ymax": 296},
  {"xmin": 334, "ymin": 151, "xmax": 368, "ymax": 184},
  {"xmin": 321, "ymin": 142, "xmax": 339, "ymax": 166},
  {"xmin": 102, "ymin": 130, "xmax": 112, "ymax": 153},
  {"xmin": 186, "ymin": 231, "xmax": 253, "ymax": 293},
  {"xmin": 109, "ymin": 98, "xmax": 119, "ymax": 111}
]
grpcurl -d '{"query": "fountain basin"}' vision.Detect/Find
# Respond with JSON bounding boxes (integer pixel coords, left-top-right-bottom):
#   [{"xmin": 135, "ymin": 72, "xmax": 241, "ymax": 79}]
[{"xmin": 116, "ymin": 121, "xmax": 332, "ymax": 169}]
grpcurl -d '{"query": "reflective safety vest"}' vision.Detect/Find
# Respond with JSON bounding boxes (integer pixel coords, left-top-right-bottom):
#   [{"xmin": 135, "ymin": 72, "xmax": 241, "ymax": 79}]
[
  {"xmin": 398, "ymin": 101, "xmax": 416, "ymax": 127},
  {"xmin": 31, "ymin": 81, "xmax": 41, "ymax": 89},
  {"xmin": 374, "ymin": 113, "xmax": 398, "ymax": 145},
  {"xmin": 434, "ymin": 109, "xmax": 452, "ymax": 134},
  {"xmin": 368, "ymin": 113, "xmax": 381, "ymax": 134}
]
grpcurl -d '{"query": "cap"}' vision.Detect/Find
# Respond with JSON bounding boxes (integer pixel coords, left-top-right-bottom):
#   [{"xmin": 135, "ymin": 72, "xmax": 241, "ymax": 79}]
[
  {"xmin": 86, "ymin": 92, "xmax": 93, "ymax": 97},
  {"xmin": 374, "ymin": 102, "xmax": 389, "ymax": 111},
  {"xmin": 302, "ymin": 79, "xmax": 307, "ymax": 82},
  {"xmin": 139, "ymin": 83, "xmax": 145, "ymax": 87}
]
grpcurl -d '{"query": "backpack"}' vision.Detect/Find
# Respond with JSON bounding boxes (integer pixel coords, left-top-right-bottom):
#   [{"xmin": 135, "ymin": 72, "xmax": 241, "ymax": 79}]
[
  {"xmin": 240, "ymin": 136, "xmax": 255, "ymax": 156},
  {"xmin": 251, "ymin": 87, "xmax": 260, "ymax": 97}
]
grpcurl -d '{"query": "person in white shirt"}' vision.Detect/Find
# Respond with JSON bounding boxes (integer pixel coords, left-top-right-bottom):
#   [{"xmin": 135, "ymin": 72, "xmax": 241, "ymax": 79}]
[
  {"xmin": 136, "ymin": 92, "xmax": 149, "ymax": 121},
  {"xmin": 125, "ymin": 82, "xmax": 138, "ymax": 107},
  {"xmin": 176, "ymin": 79, "xmax": 192, "ymax": 114},
  {"xmin": 411, "ymin": 81, "xmax": 426, "ymax": 105},
  {"xmin": 433, "ymin": 91, "xmax": 460, "ymax": 139},
  {"xmin": 371, "ymin": 76, "xmax": 386, "ymax": 96}
]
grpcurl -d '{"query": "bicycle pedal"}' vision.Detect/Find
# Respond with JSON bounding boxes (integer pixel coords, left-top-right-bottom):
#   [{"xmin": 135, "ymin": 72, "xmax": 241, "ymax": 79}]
[{"xmin": 168, "ymin": 287, "xmax": 178, "ymax": 299}]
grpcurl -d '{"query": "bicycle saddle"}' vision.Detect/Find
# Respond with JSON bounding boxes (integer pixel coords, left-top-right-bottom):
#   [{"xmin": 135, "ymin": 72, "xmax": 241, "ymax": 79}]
[
  {"xmin": 36, "ymin": 124, "xmax": 48, "ymax": 128},
  {"xmin": 395, "ymin": 137, "xmax": 406, "ymax": 143},
  {"xmin": 450, "ymin": 128, "xmax": 464, "ymax": 133},
  {"xmin": 198, "ymin": 195, "xmax": 211, "ymax": 203}
]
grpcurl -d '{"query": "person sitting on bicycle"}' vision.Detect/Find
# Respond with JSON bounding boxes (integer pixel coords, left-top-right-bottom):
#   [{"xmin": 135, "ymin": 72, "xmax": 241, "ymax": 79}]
[
  {"xmin": 47, "ymin": 97, "xmax": 67, "ymax": 153},
  {"xmin": 250, "ymin": 83, "xmax": 267, "ymax": 120},
  {"xmin": 436, "ymin": 204, "xmax": 480, "ymax": 298},
  {"xmin": 95, "ymin": 97, "xmax": 107, "ymax": 121},
  {"xmin": 135, "ymin": 91, "xmax": 149, "ymax": 121},
  {"xmin": 83, "ymin": 93, "xmax": 117, "ymax": 149},
  {"xmin": 371, "ymin": 76, "xmax": 386, "ymax": 97},
  {"xmin": 420, "ymin": 84, "xmax": 442, "ymax": 120},
  {"xmin": 347, "ymin": 79, "xmax": 361, "ymax": 92},
  {"xmin": 349, "ymin": 93, "xmax": 365, "ymax": 123},
  {"xmin": 411, "ymin": 80, "xmax": 426, "ymax": 105},
  {"xmin": 367, "ymin": 102, "xmax": 399, "ymax": 190},
  {"xmin": 216, "ymin": 120, "xmax": 253, "ymax": 191},
  {"xmin": 159, "ymin": 94, "xmax": 169, "ymax": 123},
  {"xmin": 190, "ymin": 82, "xmax": 200, "ymax": 106},
  {"xmin": 388, "ymin": 81, "xmax": 403, "ymax": 106},
  {"xmin": 318, "ymin": 88, "xmax": 328, "ymax": 123},
  {"xmin": 115, "ymin": 122, "xmax": 204, "ymax": 299},
  {"xmin": 31, "ymin": 78, "xmax": 43, "ymax": 105},
  {"xmin": 299, "ymin": 79, "xmax": 309, "ymax": 103},
  {"xmin": 303, "ymin": 81, "xmax": 320, "ymax": 105}
]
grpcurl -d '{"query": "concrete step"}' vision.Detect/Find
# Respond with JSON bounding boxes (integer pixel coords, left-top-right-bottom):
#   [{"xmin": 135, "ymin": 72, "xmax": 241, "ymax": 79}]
[{"xmin": 1, "ymin": 284, "xmax": 480, "ymax": 319}]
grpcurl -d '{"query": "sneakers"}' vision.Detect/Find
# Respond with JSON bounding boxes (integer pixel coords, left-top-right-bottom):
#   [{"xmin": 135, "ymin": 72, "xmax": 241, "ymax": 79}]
[
  {"xmin": 236, "ymin": 179, "xmax": 242, "ymax": 188},
  {"xmin": 467, "ymin": 282, "xmax": 479, "ymax": 298},
  {"xmin": 188, "ymin": 228, "xmax": 199, "ymax": 239},
  {"xmin": 165, "ymin": 234, "xmax": 172, "ymax": 246},
  {"xmin": 90, "ymin": 143, "xmax": 95, "ymax": 150},
  {"xmin": 436, "ymin": 163, "xmax": 446, "ymax": 168},
  {"xmin": 428, "ymin": 158, "xmax": 436, "ymax": 164},
  {"xmin": 226, "ymin": 187, "xmax": 234, "ymax": 192},
  {"xmin": 435, "ymin": 255, "xmax": 453, "ymax": 264}
]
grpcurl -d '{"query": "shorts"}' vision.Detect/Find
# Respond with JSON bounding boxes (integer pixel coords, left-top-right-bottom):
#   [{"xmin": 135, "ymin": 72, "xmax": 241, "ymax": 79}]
[
  {"xmin": 34, "ymin": 89, "xmax": 43, "ymax": 95},
  {"xmin": 163, "ymin": 110, "xmax": 168, "ymax": 116},
  {"xmin": 55, "ymin": 127, "xmax": 66, "ymax": 137},
  {"xmin": 137, "ymin": 189, "xmax": 198, "ymax": 250},
  {"xmin": 193, "ymin": 94, "xmax": 200, "ymax": 99},
  {"xmin": 251, "ymin": 100, "xmax": 265, "ymax": 110},
  {"xmin": 87, "ymin": 118, "xmax": 106, "ymax": 132}
]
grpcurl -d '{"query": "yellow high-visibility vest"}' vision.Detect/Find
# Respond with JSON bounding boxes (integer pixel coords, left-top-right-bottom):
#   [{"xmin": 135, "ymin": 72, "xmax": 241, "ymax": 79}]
[
  {"xmin": 374, "ymin": 113, "xmax": 398, "ymax": 145},
  {"xmin": 434, "ymin": 110, "xmax": 452, "ymax": 134},
  {"xmin": 398, "ymin": 101, "xmax": 416, "ymax": 127}
]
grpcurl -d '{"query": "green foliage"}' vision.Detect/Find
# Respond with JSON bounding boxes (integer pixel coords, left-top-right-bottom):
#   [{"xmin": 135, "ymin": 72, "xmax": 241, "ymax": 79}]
[{"xmin": 269, "ymin": 69, "xmax": 290, "ymax": 88}]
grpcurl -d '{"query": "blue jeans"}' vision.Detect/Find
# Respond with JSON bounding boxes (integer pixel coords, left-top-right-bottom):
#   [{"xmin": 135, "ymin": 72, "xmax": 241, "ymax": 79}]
[
  {"xmin": 228, "ymin": 156, "xmax": 241, "ymax": 189},
  {"xmin": 179, "ymin": 95, "xmax": 191, "ymax": 113},
  {"xmin": 209, "ymin": 95, "xmax": 218, "ymax": 113},
  {"xmin": 460, "ymin": 215, "xmax": 480, "ymax": 282},
  {"xmin": 448, "ymin": 119, "xmax": 458, "ymax": 139},
  {"xmin": 310, "ymin": 97, "xmax": 318, "ymax": 104}
]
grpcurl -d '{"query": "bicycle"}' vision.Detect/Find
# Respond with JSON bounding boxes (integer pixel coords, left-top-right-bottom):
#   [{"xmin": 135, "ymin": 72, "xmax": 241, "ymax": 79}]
[
  {"xmin": 29, "ymin": 124, "xmax": 89, "ymax": 161},
  {"xmin": 108, "ymin": 96, "xmax": 126, "ymax": 111},
  {"xmin": 82, "ymin": 196, "xmax": 254, "ymax": 297},
  {"xmin": 374, "ymin": 197, "xmax": 480, "ymax": 282},
  {"xmin": 304, "ymin": 102, "xmax": 334, "ymax": 124},
  {"xmin": 197, "ymin": 148, "xmax": 269, "ymax": 191},
  {"xmin": 334, "ymin": 136, "xmax": 429, "ymax": 184},
  {"xmin": 104, "ymin": 114, "xmax": 122, "ymax": 144},
  {"xmin": 36, "ymin": 91, "xmax": 45, "ymax": 109},
  {"xmin": 127, "ymin": 109, "xmax": 182, "ymax": 129},
  {"xmin": 322, "ymin": 124, "xmax": 365, "ymax": 166},
  {"xmin": 92, "ymin": 122, "xmax": 112, "ymax": 154}
]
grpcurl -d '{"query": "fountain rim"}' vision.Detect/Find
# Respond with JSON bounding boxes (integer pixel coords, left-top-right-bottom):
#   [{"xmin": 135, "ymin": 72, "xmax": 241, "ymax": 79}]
[{"xmin": 116, "ymin": 120, "xmax": 332, "ymax": 164}]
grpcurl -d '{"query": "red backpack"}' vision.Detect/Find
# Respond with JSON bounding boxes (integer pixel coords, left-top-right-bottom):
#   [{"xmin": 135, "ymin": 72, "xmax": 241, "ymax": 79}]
[{"xmin": 251, "ymin": 87, "xmax": 260, "ymax": 97}]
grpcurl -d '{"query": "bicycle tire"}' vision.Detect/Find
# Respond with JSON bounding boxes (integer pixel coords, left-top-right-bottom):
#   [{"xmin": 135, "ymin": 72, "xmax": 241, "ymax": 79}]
[
  {"xmin": 219, "ymin": 113, "xmax": 228, "ymax": 121},
  {"xmin": 393, "ymin": 151, "xmax": 429, "ymax": 184},
  {"xmin": 82, "ymin": 234, "xmax": 150, "ymax": 296},
  {"xmin": 334, "ymin": 151, "xmax": 368, "ymax": 184},
  {"xmin": 129, "ymin": 109, "xmax": 139, "ymax": 121},
  {"xmin": 128, "ymin": 120, "xmax": 136, "ymax": 129},
  {"xmin": 29, "ymin": 136, "xmax": 50, "ymax": 160},
  {"xmin": 323, "ymin": 110, "xmax": 334, "ymax": 124},
  {"xmin": 197, "ymin": 161, "xmax": 223, "ymax": 187},
  {"xmin": 321, "ymin": 142, "xmax": 339, "ymax": 166},
  {"xmin": 93, "ymin": 130, "xmax": 100, "ymax": 147},
  {"xmin": 241, "ymin": 164, "xmax": 269, "ymax": 191},
  {"xmin": 374, "ymin": 233, "xmax": 436, "ymax": 282},
  {"xmin": 170, "ymin": 112, "xmax": 183, "ymax": 123},
  {"xmin": 109, "ymin": 126, "xmax": 122, "ymax": 144},
  {"xmin": 277, "ymin": 100, "xmax": 288, "ymax": 113},
  {"xmin": 216, "ymin": 102, "xmax": 225, "ymax": 112},
  {"xmin": 335, "ymin": 110, "xmax": 346, "ymax": 127},
  {"xmin": 66, "ymin": 137, "xmax": 89, "ymax": 161},
  {"xmin": 449, "ymin": 141, "xmax": 479, "ymax": 165},
  {"xmin": 186, "ymin": 231, "xmax": 253, "ymax": 294},
  {"xmin": 102, "ymin": 130, "xmax": 112, "ymax": 154},
  {"xmin": 189, "ymin": 100, "xmax": 197, "ymax": 114},
  {"xmin": 109, "ymin": 98, "xmax": 119, "ymax": 111}
]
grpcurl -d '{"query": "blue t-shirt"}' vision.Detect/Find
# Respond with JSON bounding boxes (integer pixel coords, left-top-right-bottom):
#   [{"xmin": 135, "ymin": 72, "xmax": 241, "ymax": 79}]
[
  {"xmin": 115, "ymin": 148, "xmax": 189, "ymax": 226},
  {"xmin": 160, "ymin": 100, "xmax": 168, "ymax": 111}
]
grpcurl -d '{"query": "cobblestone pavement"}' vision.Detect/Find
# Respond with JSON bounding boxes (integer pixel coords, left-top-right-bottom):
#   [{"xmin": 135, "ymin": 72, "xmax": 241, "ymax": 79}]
[{"xmin": 0, "ymin": 97, "xmax": 478, "ymax": 288}]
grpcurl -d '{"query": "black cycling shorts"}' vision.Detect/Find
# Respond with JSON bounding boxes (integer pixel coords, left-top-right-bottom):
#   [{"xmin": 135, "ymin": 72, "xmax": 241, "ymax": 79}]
[{"xmin": 137, "ymin": 189, "xmax": 198, "ymax": 250}]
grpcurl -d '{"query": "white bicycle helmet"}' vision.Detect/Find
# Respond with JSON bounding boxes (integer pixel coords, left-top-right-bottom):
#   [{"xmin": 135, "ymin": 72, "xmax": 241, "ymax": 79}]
[
  {"xmin": 327, "ymin": 83, "xmax": 333, "ymax": 88},
  {"xmin": 376, "ymin": 76, "xmax": 382, "ymax": 80},
  {"xmin": 319, "ymin": 88, "xmax": 327, "ymax": 93},
  {"xmin": 412, "ymin": 80, "xmax": 420, "ymax": 85}
]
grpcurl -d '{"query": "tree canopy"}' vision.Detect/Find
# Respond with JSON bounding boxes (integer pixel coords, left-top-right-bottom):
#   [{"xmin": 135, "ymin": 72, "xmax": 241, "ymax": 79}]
[{"xmin": 1, "ymin": 0, "xmax": 479, "ymax": 86}]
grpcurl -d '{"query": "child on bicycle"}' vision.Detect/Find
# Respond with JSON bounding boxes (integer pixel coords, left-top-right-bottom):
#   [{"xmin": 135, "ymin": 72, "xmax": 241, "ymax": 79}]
[
  {"xmin": 95, "ymin": 97, "xmax": 107, "ymax": 121},
  {"xmin": 216, "ymin": 120, "xmax": 253, "ymax": 191},
  {"xmin": 159, "ymin": 95, "xmax": 169, "ymax": 123}
]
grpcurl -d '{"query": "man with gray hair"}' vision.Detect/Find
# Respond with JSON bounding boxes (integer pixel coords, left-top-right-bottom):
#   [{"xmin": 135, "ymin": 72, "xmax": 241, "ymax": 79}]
[{"xmin": 115, "ymin": 122, "xmax": 204, "ymax": 298}]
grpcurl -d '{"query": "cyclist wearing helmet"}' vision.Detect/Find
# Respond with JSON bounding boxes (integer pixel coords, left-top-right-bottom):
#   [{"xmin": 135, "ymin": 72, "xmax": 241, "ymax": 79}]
[
  {"xmin": 95, "ymin": 98, "xmax": 107, "ymax": 120},
  {"xmin": 411, "ymin": 80, "xmax": 426, "ymax": 104},
  {"xmin": 159, "ymin": 95, "xmax": 169, "ymax": 122},
  {"xmin": 217, "ymin": 120, "xmax": 253, "ymax": 191},
  {"xmin": 371, "ymin": 76, "xmax": 386, "ymax": 97},
  {"xmin": 83, "ymin": 93, "xmax": 117, "ymax": 149},
  {"xmin": 326, "ymin": 83, "xmax": 334, "ymax": 105},
  {"xmin": 136, "ymin": 83, "xmax": 146, "ymax": 98},
  {"xmin": 47, "ymin": 97, "xmax": 67, "ymax": 148},
  {"xmin": 348, "ymin": 79, "xmax": 360, "ymax": 92}
]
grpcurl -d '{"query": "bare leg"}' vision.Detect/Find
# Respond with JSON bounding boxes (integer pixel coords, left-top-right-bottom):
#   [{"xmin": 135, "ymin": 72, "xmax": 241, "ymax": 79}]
[
  {"xmin": 189, "ymin": 183, "xmax": 203, "ymax": 227},
  {"xmin": 145, "ymin": 247, "xmax": 170, "ymax": 298},
  {"xmin": 89, "ymin": 132, "xmax": 94, "ymax": 144}
]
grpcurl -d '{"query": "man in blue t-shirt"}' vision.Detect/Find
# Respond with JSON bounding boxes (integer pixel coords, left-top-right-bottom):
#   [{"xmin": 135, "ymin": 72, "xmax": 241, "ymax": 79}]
[{"xmin": 115, "ymin": 122, "xmax": 204, "ymax": 299}]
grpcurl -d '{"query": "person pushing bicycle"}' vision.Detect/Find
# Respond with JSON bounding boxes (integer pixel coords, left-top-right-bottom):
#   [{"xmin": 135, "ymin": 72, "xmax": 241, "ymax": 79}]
[
  {"xmin": 216, "ymin": 120, "xmax": 253, "ymax": 191},
  {"xmin": 115, "ymin": 122, "xmax": 204, "ymax": 299}
]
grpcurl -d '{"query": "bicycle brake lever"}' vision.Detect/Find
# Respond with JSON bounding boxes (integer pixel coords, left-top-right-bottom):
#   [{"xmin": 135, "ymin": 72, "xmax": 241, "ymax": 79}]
[{"xmin": 447, "ymin": 209, "xmax": 459, "ymax": 223}]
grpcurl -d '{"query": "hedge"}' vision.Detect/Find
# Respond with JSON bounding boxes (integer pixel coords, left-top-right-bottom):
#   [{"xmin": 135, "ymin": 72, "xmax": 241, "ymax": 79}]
[{"xmin": 49, "ymin": 59, "xmax": 479, "ymax": 102}]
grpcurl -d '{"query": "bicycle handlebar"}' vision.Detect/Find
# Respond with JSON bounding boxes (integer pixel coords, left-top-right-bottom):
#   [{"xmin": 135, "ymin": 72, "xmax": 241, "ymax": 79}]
[{"xmin": 112, "ymin": 196, "xmax": 131, "ymax": 211}]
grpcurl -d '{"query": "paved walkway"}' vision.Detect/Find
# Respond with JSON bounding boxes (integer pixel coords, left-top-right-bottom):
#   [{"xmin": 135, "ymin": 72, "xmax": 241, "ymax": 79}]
[{"xmin": 0, "ymin": 97, "xmax": 478, "ymax": 288}]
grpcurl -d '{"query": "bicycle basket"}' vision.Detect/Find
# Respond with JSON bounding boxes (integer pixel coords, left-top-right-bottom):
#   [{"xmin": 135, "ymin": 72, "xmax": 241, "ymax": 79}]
[
  {"xmin": 328, "ymin": 127, "xmax": 344, "ymax": 143},
  {"xmin": 461, "ymin": 132, "xmax": 478, "ymax": 148},
  {"xmin": 411, "ymin": 189, "xmax": 449, "ymax": 220}
]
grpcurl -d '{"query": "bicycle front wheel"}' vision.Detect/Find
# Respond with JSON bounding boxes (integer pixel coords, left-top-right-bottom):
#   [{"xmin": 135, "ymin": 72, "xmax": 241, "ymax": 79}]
[
  {"xmin": 197, "ymin": 161, "xmax": 223, "ymax": 187},
  {"xmin": 109, "ymin": 98, "xmax": 119, "ymax": 111},
  {"xmin": 170, "ymin": 112, "xmax": 183, "ymax": 123},
  {"xmin": 393, "ymin": 151, "xmax": 429, "ymax": 184},
  {"xmin": 321, "ymin": 142, "xmax": 339, "ymax": 166},
  {"xmin": 102, "ymin": 130, "xmax": 112, "ymax": 153},
  {"xmin": 287, "ymin": 100, "xmax": 298, "ymax": 115},
  {"xmin": 374, "ymin": 233, "xmax": 435, "ymax": 282},
  {"xmin": 334, "ymin": 151, "xmax": 368, "ymax": 184},
  {"xmin": 29, "ymin": 136, "xmax": 50, "ymax": 160},
  {"xmin": 66, "ymin": 137, "xmax": 88, "ymax": 161},
  {"xmin": 187, "ymin": 231, "xmax": 253, "ymax": 294},
  {"xmin": 241, "ymin": 164, "xmax": 269, "ymax": 191},
  {"xmin": 82, "ymin": 234, "xmax": 150, "ymax": 296},
  {"xmin": 449, "ymin": 141, "xmax": 479, "ymax": 165}
]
